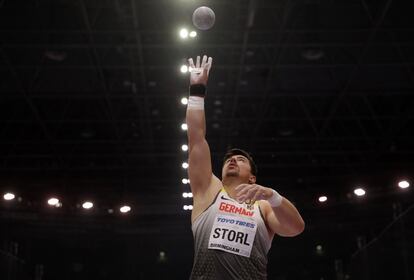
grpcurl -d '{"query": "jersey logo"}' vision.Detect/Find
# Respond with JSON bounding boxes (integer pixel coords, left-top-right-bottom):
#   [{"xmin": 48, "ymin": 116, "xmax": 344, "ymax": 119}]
[{"xmin": 219, "ymin": 202, "xmax": 254, "ymax": 217}]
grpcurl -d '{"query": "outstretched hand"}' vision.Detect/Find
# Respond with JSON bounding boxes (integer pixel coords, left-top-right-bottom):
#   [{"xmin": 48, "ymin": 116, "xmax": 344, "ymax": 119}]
[{"xmin": 188, "ymin": 55, "xmax": 213, "ymax": 86}]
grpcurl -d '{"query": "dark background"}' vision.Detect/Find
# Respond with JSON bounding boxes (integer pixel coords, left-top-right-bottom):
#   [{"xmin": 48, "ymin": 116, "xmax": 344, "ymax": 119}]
[{"xmin": 0, "ymin": 0, "xmax": 413, "ymax": 279}]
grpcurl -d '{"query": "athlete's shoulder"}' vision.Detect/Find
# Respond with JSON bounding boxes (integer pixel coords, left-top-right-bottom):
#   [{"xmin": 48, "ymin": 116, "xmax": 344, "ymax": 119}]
[{"xmin": 191, "ymin": 174, "xmax": 223, "ymax": 223}]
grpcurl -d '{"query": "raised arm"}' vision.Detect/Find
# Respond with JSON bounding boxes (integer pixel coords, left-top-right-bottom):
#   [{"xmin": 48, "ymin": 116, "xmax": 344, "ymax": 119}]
[{"xmin": 186, "ymin": 55, "xmax": 213, "ymax": 194}]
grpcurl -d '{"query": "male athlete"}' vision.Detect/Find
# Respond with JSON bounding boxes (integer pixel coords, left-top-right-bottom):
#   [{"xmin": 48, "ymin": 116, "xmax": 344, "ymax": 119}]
[{"xmin": 186, "ymin": 55, "xmax": 305, "ymax": 280}]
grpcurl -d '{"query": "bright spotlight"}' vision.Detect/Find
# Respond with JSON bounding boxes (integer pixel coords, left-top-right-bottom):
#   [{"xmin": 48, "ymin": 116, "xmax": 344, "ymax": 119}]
[
  {"xmin": 189, "ymin": 31, "xmax": 197, "ymax": 38},
  {"xmin": 181, "ymin": 144, "xmax": 188, "ymax": 151},
  {"xmin": 182, "ymin": 178, "xmax": 189, "ymax": 184},
  {"xmin": 398, "ymin": 180, "xmax": 410, "ymax": 189},
  {"xmin": 82, "ymin": 201, "xmax": 94, "ymax": 209},
  {"xmin": 354, "ymin": 188, "xmax": 366, "ymax": 197},
  {"xmin": 120, "ymin": 205, "xmax": 131, "ymax": 213},
  {"xmin": 180, "ymin": 65, "xmax": 188, "ymax": 73},
  {"xmin": 181, "ymin": 123, "xmax": 188, "ymax": 131},
  {"xmin": 181, "ymin": 97, "xmax": 188, "ymax": 105},
  {"xmin": 179, "ymin": 28, "xmax": 189, "ymax": 39},
  {"xmin": 182, "ymin": 162, "xmax": 189, "ymax": 169},
  {"xmin": 182, "ymin": 192, "xmax": 193, "ymax": 198},
  {"xmin": 318, "ymin": 196, "xmax": 327, "ymax": 203},
  {"xmin": 183, "ymin": 205, "xmax": 193, "ymax": 211},
  {"xmin": 3, "ymin": 193, "xmax": 15, "ymax": 201},
  {"xmin": 47, "ymin": 197, "xmax": 59, "ymax": 206}
]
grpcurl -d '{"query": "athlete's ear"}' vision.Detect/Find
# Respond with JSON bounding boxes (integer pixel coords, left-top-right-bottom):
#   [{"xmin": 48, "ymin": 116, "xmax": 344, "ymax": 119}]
[{"xmin": 248, "ymin": 176, "xmax": 256, "ymax": 184}]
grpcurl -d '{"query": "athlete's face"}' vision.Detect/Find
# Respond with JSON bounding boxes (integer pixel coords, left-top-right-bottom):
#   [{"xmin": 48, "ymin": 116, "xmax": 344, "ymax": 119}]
[{"xmin": 222, "ymin": 155, "xmax": 255, "ymax": 183}]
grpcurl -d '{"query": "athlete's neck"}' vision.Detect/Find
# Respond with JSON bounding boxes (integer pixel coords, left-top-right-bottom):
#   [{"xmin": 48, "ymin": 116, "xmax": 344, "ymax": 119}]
[{"xmin": 222, "ymin": 177, "xmax": 247, "ymax": 200}]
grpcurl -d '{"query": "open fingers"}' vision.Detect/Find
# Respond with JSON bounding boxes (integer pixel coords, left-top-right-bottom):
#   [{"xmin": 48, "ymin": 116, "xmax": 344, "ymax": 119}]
[
  {"xmin": 204, "ymin": 57, "xmax": 213, "ymax": 74},
  {"xmin": 207, "ymin": 57, "xmax": 213, "ymax": 71},
  {"xmin": 190, "ymin": 55, "xmax": 213, "ymax": 74},
  {"xmin": 201, "ymin": 55, "xmax": 207, "ymax": 68},
  {"xmin": 196, "ymin": 56, "xmax": 201, "ymax": 68},
  {"xmin": 188, "ymin": 58, "xmax": 195, "ymax": 69}
]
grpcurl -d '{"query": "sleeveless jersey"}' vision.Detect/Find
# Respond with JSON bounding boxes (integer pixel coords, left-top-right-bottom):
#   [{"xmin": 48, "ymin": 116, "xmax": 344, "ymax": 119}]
[{"xmin": 190, "ymin": 188, "xmax": 273, "ymax": 280}]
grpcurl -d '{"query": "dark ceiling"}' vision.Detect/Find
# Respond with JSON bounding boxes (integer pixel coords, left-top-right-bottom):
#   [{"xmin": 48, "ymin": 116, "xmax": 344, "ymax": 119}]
[{"xmin": 0, "ymin": 0, "xmax": 413, "ymax": 279}]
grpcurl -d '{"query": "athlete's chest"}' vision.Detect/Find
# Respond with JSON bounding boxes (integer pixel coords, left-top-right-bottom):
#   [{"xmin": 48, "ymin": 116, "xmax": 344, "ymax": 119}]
[{"xmin": 206, "ymin": 192, "xmax": 260, "ymax": 257}]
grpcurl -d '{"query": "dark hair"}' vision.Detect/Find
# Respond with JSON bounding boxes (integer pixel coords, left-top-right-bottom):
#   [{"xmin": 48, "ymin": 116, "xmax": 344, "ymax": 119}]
[{"xmin": 223, "ymin": 148, "xmax": 257, "ymax": 176}]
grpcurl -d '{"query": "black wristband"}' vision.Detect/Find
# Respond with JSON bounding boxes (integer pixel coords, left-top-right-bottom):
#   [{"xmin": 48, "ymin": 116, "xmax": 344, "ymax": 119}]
[{"xmin": 189, "ymin": 84, "xmax": 206, "ymax": 97}]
